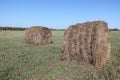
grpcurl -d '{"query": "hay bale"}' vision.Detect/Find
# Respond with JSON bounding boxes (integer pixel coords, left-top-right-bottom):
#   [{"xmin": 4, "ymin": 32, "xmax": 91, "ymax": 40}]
[
  {"xmin": 25, "ymin": 26, "xmax": 52, "ymax": 45},
  {"xmin": 62, "ymin": 21, "xmax": 110, "ymax": 66}
]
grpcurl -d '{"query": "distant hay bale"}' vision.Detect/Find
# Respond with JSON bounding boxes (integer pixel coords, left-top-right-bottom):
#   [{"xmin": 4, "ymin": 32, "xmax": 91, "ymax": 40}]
[
  {"xmin": 25, "ymin": 26, "xmax": 52, "ymax": 46},
  {"xmin": 62, "ymin": 21, "xmax": 110, "ymax": 66}
]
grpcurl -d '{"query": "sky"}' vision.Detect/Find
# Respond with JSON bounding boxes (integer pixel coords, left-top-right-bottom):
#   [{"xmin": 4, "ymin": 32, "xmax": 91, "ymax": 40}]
[{"xmin": 0, "ymin": 0, "xmax": 120, "ymax": 29}]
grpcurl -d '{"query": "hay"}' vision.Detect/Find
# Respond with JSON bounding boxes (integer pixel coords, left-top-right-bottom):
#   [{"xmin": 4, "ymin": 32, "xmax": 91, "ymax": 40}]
[
  {"xmin": 25, "ymin": 26, "xmax": 52, "ymax": 46},
  {"xmin": 62, "ymin": 21, "xmax": 110, "ymax": 66}
]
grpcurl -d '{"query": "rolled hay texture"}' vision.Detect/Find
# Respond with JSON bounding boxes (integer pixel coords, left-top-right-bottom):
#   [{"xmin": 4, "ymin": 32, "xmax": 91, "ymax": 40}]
[
  {"xmin": 62, "ymin": 21, "xmax": 110, "ymax": 66},
  {"xmin": 25, "ymin": 26, "xmax": 52, "ymax": 46}
]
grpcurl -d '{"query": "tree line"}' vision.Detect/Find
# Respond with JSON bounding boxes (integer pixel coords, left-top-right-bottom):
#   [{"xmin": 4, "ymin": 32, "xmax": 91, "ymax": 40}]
[
  {"xmin": 0, "ymin": 26, "xmax": 65, "ymax": 31},
  {"xmin": 0, "ymin": 26, "xmax": 26, "ymax": 31},
  {"xmin": 0, "ymin": 26, "xmax": 119, "ymax": 31},
  {"xmin": 109, "ymin": 28, "xmax": 120, "ymax": 31}
]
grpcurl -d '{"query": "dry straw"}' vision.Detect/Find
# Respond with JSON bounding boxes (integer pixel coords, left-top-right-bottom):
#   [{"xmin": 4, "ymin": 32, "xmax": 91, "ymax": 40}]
[
  {"xmin": 25, "ymin": 26, "xmax": 52, "ymax": 46},
  {"xmin": 62, "ymin": 21, "xmax": 110, "ymax": 66}
]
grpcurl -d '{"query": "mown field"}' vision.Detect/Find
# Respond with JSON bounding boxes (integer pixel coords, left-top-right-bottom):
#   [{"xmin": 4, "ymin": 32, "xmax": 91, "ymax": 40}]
[{"xmin": 0, "ymin": 31, "xmax": 120, "ymax": 80}]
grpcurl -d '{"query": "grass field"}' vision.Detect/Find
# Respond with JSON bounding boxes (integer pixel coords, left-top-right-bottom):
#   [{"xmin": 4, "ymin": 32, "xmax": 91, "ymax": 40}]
[{"xmin": 0, "ymin": 31, "xmax": 120, "ymax": 80}]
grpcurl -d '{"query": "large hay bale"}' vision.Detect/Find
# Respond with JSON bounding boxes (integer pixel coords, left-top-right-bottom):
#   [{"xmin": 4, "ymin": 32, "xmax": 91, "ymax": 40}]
[
  {"xmin": 62, "ymin": 21, "xmax": 110, "ymax": 66},
  {"xmin": 25, "ymin": 26, "xmax": 52, "ymax": 45}
]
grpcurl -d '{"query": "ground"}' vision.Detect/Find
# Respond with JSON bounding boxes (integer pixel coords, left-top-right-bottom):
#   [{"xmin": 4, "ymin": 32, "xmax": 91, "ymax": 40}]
[{"xmin": 0, "ymin": 31, "xmax": 120, "ymax": 80}]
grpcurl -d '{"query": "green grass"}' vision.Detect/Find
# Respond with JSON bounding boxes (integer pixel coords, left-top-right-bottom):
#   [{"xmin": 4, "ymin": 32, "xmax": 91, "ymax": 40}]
[{"xmin": 0, "ymin": 31, "xmax": 120, "ymax": 80}]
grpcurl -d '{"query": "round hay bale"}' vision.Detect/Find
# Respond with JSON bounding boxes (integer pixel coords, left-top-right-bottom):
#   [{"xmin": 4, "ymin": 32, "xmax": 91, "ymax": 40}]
[
  {"xmin": 25, "ymin": 26, "xmax": 52, "ymax": 45},
  {"xmin": 62, "ymin": 21, "xmax": 110, "ymax": 66}
]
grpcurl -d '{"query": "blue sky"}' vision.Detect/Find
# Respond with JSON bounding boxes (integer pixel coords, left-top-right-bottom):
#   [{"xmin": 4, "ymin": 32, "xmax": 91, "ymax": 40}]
[{"xmin": 0, "ymin": 0, "xmax": 120, "ymax": 29}]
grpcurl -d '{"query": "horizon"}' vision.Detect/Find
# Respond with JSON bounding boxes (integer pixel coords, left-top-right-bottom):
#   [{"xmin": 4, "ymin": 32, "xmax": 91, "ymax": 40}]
[{"xmin": 0, "ymin": 0, "xmax": 120, "ymax": 29}]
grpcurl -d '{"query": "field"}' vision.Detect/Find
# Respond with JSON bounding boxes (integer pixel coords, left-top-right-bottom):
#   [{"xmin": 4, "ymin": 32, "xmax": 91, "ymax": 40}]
[{"xmin": 0, "ymin": 31, "xmax": 120, "ymax": 80}]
